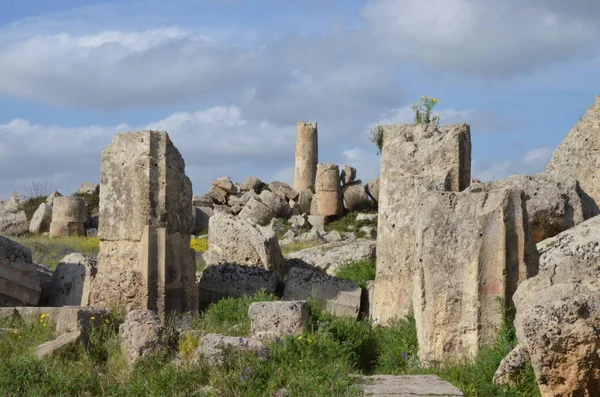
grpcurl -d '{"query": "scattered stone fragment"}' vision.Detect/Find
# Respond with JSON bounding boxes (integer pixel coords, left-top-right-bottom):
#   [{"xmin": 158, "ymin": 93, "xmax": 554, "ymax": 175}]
[
  {"xmin": 35, "ymin": 330, "xmax": 82, "ymax": 358},
  {"xmin": 119, "ymin": 310, "xmax": 167, "ymax": 365},
  {"xmin": 211, "ymin": 176, "xmax": 238, "ymax": 194},
  {"xmin": 248, "ymin": 300, "xmax": 308, "ymax": 339},
  {"xmin": 29, "ymin": 203, "xmax": 53, "ymax": 234},
  {"xmin": 340, "ymin": 165, "xmax": 357, "ymax": 186}
]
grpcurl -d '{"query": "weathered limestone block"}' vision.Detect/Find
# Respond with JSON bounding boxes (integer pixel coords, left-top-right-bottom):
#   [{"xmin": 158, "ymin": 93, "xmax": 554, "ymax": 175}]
[
  {"xmin": 258, "ymin": 190, "xmax": 291, "ymax": 219},
  {"xmin": 119, "ymin": 309, "xmax": 167, "ymax": 365},
  {"xmin": 486, "ymin": 173, "xmax": 599, "ymax": 243},
  {"xmin": 0, "ymin": 211, "xmax": 29, "ymax": 236},
  {"xmin": 285, "ymin": 239, "xmax": 376, "ymax": 276},
  {"xmin": 268, "ymin": 181, "xmax": 299, "ymax": 201},
  {"xmin": 313, "ymin": 163, "xmax": 343, "ymax": 216},
  {"xmin": 342, "ymin": 181, "xmax": 372, "ymax": 212},
  {"xmin": 238, "ymin": 197, "xmax": 276, "ymax": 226},
  {"xmin": 293, "ymin": 122, "xmax": 318, "ymax": 191},
  {"xmin": 249, "ymin": 300, "xmax": 308, "ymax": 339},
  {"xmin": 340, "ymin": 165, "xmax": 357, "ymax": 186},
  {"xmin": 198, "ymin": 263, "xmax": 279, "ymax": 309},
  {"xmin": 241, "ymin": 176, "xmax": 263, "ymax": 192},
  {"xmin": 35, "ymin": 331, "xmax": 82, "ymax": 358},
  {"xmin": 211, "ymin": 176, "xmax": 238, "ymax": 194},
  {"xmin": 358, "ymin": 375, "xmax": 464, "ymax": 397},
  {"xmin": 208, "ymin": 185, "xmax": 228, "ymax": 204},
  {"xmin": 197, "ymin": 333, "xmax": 265, "ymax": 367},
  {"xmin": 283, "ymin": 267, "xmax": 361, "ymax": 319},
  {"xmin": 373, "ymin": 123, "xmax": 472, "ymax": 324},
  {"xmin": 46, "ymin": 191, "xmax": 63, "ymax": 206},
  {"xmin": 29, "ymin": 203, "xmax": 53, "ymax": 234},
  {"xmin": 49, "ymin": 196, "xmax": 87, "ymax": 238},
  {"xmin": 204, "ymin": 213, "xmax": 285, "ymax": 276},
  {"xmin": 291, "ymin": 189, "xmax": 313, "ymax": 215},
  {"xmin": 90, "ymin": 130, "xmax": 197, "ymax": 318},
  {"xmin": 0, "ymin": 237, "xmax": 41, "ymax": 306},
  {"xmin": 493, "ymin": 345, "xmax": 530, "ymax": 387},
  {"xmin": 412, "ymin": 184, "xmax": 538, "ymax": 364},
  {"xmin": 546, "ymin": 95, "xmax": 600, "ymax": 206},
  {"xmin": 76, "ymin": 182, "xmax": 100, "ymax": 195},
  {"xmin": 512, "ymin": 216, "xmax": 600, "ymax": 397},
  {"xmin": 366, "ymin": 178, "xmax": 380, "ymax": 204},
  {"xmin": 47, "ymin": 253, "xmax": 97, "ymax": 307},
  {"xmin": 192, "ymin": 194, "xmax": 213, "ymax": 209}
]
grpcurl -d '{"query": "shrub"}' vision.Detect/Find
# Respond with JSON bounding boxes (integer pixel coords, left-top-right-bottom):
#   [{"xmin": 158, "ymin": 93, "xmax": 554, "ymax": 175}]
[{"xmin": 18, "ymin": 195, "xmax": 46, "ymax": 221}]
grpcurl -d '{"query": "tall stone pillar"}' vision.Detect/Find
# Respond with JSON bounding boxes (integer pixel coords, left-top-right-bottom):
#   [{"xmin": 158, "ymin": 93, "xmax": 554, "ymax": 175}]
[
  {"xmin": 90, "ymin": 130, "xmax": 198, "ymax": 319},
  {"xmin": 313, "ymin": 163, "xmax": 343, "ymax": 216},
  {"xmin": 293, "ymin": 122, "xmax": 318, "ymax": 192}
]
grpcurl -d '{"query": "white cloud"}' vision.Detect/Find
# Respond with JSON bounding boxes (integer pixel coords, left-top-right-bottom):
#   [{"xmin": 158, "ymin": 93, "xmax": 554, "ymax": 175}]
[
  {"xmin": 0, "ymin": 106, "xmax": 296, "ymax": 198},
  {"xmin": 473, "ymin": 145, "xmax": 553, "ymax": 182},
  {"xmin": 363, "ymin": 0, "xmax": 600, "ymax": 76}
]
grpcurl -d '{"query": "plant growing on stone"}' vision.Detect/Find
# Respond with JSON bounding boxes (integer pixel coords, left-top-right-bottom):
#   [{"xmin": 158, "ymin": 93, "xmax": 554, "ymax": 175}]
[
  {"xmin": 412, "ymin": 95, "xmax": 441, "ymax": 126},
  {"xmin": 368, "ymin": 124, "xmax": 385, "ymax": 155}
]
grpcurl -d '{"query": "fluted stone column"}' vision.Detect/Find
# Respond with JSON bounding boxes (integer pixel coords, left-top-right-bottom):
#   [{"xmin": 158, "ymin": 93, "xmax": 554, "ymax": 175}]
[{"xmin": 293, "ymin": 122, "xmax": 318, "ymax": 192}]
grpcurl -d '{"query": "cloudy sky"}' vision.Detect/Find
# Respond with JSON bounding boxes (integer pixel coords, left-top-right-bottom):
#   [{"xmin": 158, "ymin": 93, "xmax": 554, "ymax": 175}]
[{"xmin": 0, "ymin": 0, "xmax": 599, "ymax": 199}]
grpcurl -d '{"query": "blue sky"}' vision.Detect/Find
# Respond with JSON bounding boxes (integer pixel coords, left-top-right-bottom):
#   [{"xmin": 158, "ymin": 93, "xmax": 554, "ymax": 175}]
[{"xmin": 0, "ymin": 0, "xmax": 599, "ymax": 198}]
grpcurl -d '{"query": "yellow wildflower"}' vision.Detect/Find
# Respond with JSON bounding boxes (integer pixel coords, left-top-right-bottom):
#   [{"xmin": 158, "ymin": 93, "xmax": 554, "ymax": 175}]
[
  {"xmin": 90, "ymin": 316, "xmax": 96, "ymax": 321},
  {"xmin": 307, "ymin": 338, "xmax": 313, "ymax": 343},
  {"xmin": 12, "ymin": 329, "xmax": 17, "ymax": 334},
  {"xmin": 43, "ymin": 323, "xmax": 48, "ymax": 327},
  {"xmin": 105, "ymin": 319, "xmax": 110, "ymax": 324},
  {"xmin": 298, "ymin": 336, "xmax": 303, "ymax": 340},
  {"xmin": 18, "ymin": 336, "xmax": 22, "ymax": 339}
]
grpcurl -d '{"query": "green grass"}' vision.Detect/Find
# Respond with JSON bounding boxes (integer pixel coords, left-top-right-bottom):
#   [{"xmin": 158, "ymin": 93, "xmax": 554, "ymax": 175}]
[
  {"xmin": 0, "ymin": 293, "xmax": 539, "ymax": 396},
  {"xmin": 335, "ymin": 259, "xmax": 376, "ymax": 288},
  {"xmin": 12, "ymin": 235, "xmax": 100, "ymax": 270}
]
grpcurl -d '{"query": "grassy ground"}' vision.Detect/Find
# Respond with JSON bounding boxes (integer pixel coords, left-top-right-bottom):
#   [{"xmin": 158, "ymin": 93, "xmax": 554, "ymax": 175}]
[
  {"xmin": 335, "ymin": 259, "xmax": 376, "ymax": 289},
  {"xmin": 12, "ymin": 235, "xmax": 100, "ymax": 270},
  {"xmin": 0, "ymin": 290, "xmax": 539, "ymax": 396}
]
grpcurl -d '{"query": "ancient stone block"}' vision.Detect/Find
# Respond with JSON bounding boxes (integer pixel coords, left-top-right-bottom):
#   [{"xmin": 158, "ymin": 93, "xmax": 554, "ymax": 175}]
[
  {"xmin": 198, "ymin": 263, "xmax": 279, "ymax": 309},
  {"xmin": 90, "ymin": 130, "xmax": 197, "ymax": 318},
  {"xmin": 238, "ymin": 197, "xmax": 276, "ymax": 226},
  {"xmin": 211, "ymin": 176, "xmax": 237, "ymax": 194},
  {"xmin": 248, "ymin": 300, "xmax": 308, "ymax": 339},
  {"xmin": 313, "ymin": 163, "xmax": 343, "ymax": 216},
  {"xmin": 373, "ymin": 123, "xmax": 472, "ymax": 323},
  {"xmin": 29, "ymin": 203, "xmax": 53, "ymax": 234},
  {"xmin": 0, "ymin": 237, "xmax": 41, "ymax": 306},
  {"xmin": 340, "ymin": 165, "xmax": 357, "ymax": 186},
  {"xmin": 268, "ymin": 181, "xmax": 299, "ymax": 201},
  {"xmin": 197, "ymin": 333, "xmax": 265, "ymax": 367},
  {"xmin": 259, "ymin": 190, "xmax": 291, "ymax": 219},
  {"xmin": 119, "ymin": 309, "xmax": 167, "ymax": 365},
  {"xmin": 412, "ymin": 185, "xmax": 538, "ymax": 364},
  {"xmin": 342, "ymin": 181, "xmax": 372, "ymax": 212},
  {"xmin": 193, "ymin": 206, "xmax": 213, "ymax": 234},
  {"xmin": 76, "ymin": 182, "xmax": 100, "ymax": 195},
  {"xmin": 204, "ymin": 212, "xmax": 284, "ymax": 276},
  {"xmin": 49, "ymin": 196, "xmax": 87, "ymax": 238},
  {"xmin": 486, "ymin": 173, "xmax": 598, "ymax": 243},
  {"xmin": 512, "ymin": 216, "xmax": 600, "ymax": 397},
  {"xmin": 283, "ymin": 267, "xmax": 361, "ymax": 318},
  {"xmin": 35, "ymin": 331, "xmax": 82, "ymax": 358},
  {"xmin": 47, "ymin": 253, "xmax": 97, "ymax": 307},
  {"xmin": 546, "ymin": 95, "xmax": 600, "ymax": 206},
  {"xmin": 365, "ymin": 178, "xmax": 380, "ymax": 204},
  {"xmin": 293, "ymin": 122, "xmax": 318, "ymax": 191}
]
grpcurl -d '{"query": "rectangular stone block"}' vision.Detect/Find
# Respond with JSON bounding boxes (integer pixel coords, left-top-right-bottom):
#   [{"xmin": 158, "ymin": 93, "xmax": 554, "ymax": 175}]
[
  {"xmin": 283, "ymin": 267, "xmax": 361, "ymax": 319},
  {"xmin": 198, "ymin": 263, "xmax": 279, "ymax": 310},
  {"xmin": 373, "ymin": 124, "xmax": 471, "ymax": 323}
]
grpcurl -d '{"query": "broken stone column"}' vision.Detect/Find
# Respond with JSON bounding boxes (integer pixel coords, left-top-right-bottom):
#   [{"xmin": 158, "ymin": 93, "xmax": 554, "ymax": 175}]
[
  {"xmin": 413, "ymin": 184, "xmax": 538, "ymax": 364},
  {"xmin": 90, "ymin": 130, "xmax": 198, "ymax": 319},
  {"xmin": 293, "ymin": 122, "xmax": 318, "ymax": 192},
  {"xmin": 49, "ymin": 196, "xmax": 87, "ymax": 238},
  {"xmin": 373, "ymin": 123, "xmax": 472, "ymax": 324},
  {"xmin": 312, "ymin": 163, "xmax": 343, "ymax": 216}
]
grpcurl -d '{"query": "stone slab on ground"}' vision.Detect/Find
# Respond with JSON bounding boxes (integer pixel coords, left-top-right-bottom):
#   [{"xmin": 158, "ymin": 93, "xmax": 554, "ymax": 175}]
[{"xmin": 358, "ymin": 375, "xmax": 464, "ymax": 396}]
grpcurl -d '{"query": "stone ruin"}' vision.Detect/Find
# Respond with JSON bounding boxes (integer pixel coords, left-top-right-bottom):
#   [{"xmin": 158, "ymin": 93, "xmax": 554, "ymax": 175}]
[
  {"xmin": 89, "ymin": 130, "xmax": 198, "ymax": 318},
  {"xmin": 293, "ymin": 121, "xmax": 319, "ymax": 192},
  {"xmin": 49, "ymin": 196, "xmax": 87, "ymax": 238},
  {"xmin": 373, "ymin": 123, "xmax": 539, "ymax": 364}
]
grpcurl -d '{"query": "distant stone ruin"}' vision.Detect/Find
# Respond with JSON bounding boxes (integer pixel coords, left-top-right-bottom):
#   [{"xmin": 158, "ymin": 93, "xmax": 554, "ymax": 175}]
[
  {"xmin": 90, "ymin": 130, "xmax": 198, "ymax": 318},
  {"xmin": 293, "ymin": 121, "xmax": 318, "ymax": 192},
  {"xmin": 49, "ymin": 196, "xmax": 87, "ymax": 238}
]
